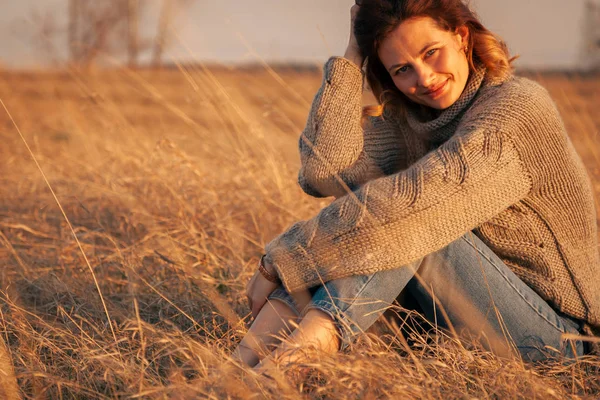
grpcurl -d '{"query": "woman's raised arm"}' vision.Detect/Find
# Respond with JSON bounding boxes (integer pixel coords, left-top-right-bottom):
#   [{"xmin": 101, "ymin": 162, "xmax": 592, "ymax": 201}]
[{"xmin": 297, "ymin": 5, "xmax": 410, "ymax": 198}]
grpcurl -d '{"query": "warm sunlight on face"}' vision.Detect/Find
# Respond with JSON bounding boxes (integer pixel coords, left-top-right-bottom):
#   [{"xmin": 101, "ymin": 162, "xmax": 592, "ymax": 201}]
[{"xmin": 378, "ymin": 16, "xmax": 470, "ymax": 110}]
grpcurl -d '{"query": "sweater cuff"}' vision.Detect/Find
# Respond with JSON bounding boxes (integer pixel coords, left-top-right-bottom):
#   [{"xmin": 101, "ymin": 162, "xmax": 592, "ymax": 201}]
[
  {"xmin": 324, "ymin": 56, "xmax": 364, "ymax": 88},
  {"xmin": 264, "ymin": 232, "xmax": 327, "ymax": 293}
]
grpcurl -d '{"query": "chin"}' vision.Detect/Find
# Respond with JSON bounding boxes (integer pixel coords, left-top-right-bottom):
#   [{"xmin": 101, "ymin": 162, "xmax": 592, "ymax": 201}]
[
  {"xmin": 410, "ymin": 90, "xmax": 458, "ymax": 111},
  {"xmin": 433, "ymin": 97, "xmax": 455, "ymax": 110},
  {"xmin": 426, "ymin": 91, "xmax": 459, "ymax": 110}
]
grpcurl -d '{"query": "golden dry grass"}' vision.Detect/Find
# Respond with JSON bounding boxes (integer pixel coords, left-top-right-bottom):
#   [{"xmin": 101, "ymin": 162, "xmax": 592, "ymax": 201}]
[{"xmin": 0, "ymin": 63, "xmax": 599, "ymax": 399}]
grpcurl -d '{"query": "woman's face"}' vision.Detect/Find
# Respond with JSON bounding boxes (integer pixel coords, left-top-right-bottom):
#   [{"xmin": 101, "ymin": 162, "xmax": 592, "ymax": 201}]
[{"xmin": 378, "ymin": 16, "xmax": 470, "ymax": 110}]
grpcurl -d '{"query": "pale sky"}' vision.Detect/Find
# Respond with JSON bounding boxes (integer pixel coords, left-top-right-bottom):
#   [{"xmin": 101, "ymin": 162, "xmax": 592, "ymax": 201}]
[{"xmin": 0, "ymin": 0, "xmax": 596, "ymax": 70}]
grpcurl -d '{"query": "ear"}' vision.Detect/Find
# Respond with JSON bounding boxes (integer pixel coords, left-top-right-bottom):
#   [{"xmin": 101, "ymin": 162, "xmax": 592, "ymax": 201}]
[{"xmin": 455, "ymin": 25, "xmax": 469, "ymax": 47}]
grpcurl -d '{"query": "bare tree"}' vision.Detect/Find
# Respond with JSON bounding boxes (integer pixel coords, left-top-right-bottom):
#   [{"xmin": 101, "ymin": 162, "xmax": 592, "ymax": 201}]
[
  {"xmin": 68, "ymin": 0, "xmax": 81, "ymax": 62},
  {"xmin": 152, "ymin": 0, "xmax": 174, "ymax": 67},
  {"xmin": 585, "ymin": 0, "xmax": 600, "ymax": 70},
  {"xmin": 127, "ymin": 0, "xmax": 139, "ymax": 67},
  {"xmin": 33, "ymin": 0, "xmax": 190, "ymax": 68},
  {"xmin": 152, "ymin": 0, "xmax": 193, "ymax": 67},
  {"xmin": 26, "ymin": 8, "xmax": 62, "ymax": 65},
  {"xmin": 66, "ymin": 0, "xmax": 144, "ymax": 67}
]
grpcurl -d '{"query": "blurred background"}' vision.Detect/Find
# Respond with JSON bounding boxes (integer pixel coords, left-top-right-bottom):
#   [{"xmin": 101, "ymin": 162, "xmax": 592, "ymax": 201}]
[
  {"xmin": 0, "ymin": 2, "xmax": 599, "ymax": 398},
  {"xmin": 1, "ymin": 0, "xmax": 600, "ymax": 70}
]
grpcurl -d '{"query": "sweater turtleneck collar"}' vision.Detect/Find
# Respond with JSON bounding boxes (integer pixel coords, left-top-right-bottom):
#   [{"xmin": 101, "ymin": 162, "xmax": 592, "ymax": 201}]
[{"xmin": 404, "ymin": 64, "xmax": 487, "ymax": 143}]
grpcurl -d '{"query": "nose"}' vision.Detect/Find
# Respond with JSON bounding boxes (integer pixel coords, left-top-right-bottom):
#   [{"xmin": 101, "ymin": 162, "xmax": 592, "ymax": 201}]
[{"xmin": 415, "ymin": 63, "xmax": 435, "ymax": 89}]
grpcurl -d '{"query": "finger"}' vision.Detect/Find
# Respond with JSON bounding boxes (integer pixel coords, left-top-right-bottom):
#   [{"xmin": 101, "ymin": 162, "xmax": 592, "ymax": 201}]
[
  {"xmin": 251, "ymin": 298, "xmax": 260, "ymax": 319},
  {"xmin": 350, "ymin": 5, "xmax": 360, "ymax": 24},
  {"xmin": 245, "ymin": 275, "xmax": 256, "ymax": 302},
  {"xmin": 246, "ymin": 273, "xmax": 256, "ymax": 290},
  {"xmin": 251, "ymin": 297, "xmax": 267, "ymax": 319}
]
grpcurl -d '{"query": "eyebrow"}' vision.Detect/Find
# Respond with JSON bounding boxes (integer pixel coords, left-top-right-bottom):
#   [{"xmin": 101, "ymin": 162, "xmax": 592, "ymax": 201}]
[{"xmin": 387, "ymin": 41, "xmax": 440, "ymax": 72}]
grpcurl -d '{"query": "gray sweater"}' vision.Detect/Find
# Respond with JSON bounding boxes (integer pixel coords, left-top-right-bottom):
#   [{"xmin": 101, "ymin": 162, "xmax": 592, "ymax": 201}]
[{"xmin": 264, "ymin": 57, "xmax": 600, "ymax": 329}]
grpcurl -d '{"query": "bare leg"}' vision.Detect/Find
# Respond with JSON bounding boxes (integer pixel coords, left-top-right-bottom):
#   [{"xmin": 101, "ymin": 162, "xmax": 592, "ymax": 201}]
[
  {"xmin": 233, "ymin": 300, "xmax": 300, "ymax": 367},
  {"xmin": 254, "ymin": 308, "xmax": 340, "ymax": 372}
]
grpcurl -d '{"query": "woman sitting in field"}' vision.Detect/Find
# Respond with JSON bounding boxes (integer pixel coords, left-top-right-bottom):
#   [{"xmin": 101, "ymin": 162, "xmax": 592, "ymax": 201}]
[{"xmin": 235, "ymin": 0, "xmax": 600, "ymax": 369}]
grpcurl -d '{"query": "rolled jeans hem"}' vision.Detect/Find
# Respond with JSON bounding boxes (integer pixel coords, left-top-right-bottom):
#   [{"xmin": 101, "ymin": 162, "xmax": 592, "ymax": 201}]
[
  {"xmin": 267, "ymin": 290, "xmax": 302, "ymax": 318},
  {"xmin": 302, "ymin": 300, "xmax": 358, "ymax": 352},
  {"xmin": 267, "ymin": 287, "xmax": 370, "ymax": 351}
]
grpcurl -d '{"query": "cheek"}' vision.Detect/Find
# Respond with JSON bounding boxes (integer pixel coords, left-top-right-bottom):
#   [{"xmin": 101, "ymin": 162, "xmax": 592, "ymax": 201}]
[
  {"xmin": 449, "ymin": 49, "xmax": 469, "ymax": 75},
  {"xmin": 434, "ymin": 50, "xmax": 455, "ymax": 72},
  {"xmin": 392, "ymin": 77, "xmax": 416, "ymax": 96}
]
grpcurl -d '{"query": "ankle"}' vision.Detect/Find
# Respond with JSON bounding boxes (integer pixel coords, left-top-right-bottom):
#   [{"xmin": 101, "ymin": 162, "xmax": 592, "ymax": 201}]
[{"xmin": 232, "ymin": 343, "xmax": 261, "ymax": 367}]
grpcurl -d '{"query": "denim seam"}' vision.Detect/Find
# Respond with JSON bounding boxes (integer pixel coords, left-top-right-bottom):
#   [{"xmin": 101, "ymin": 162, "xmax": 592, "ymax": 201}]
[
  {"xmin": 306, "ymin": 300, "xmax": 345, "ymax": 324},
  {"xmin": 461, "ymin": 235, "xmax": 565, "ymax": 333},
  {"xmin": 302, "ymin": 274, "xmax": 379, "ymax": 317},
  {"xmin": 336, "ymin": 274, "xmax": 379, "ymax": 314},
  {"xmin": 308, "ymin": 299, "xmax": 354, "ymax": 322},
  {"xmin": 267, "ymin": 297, "xmax": 301, "ymax": 318}
]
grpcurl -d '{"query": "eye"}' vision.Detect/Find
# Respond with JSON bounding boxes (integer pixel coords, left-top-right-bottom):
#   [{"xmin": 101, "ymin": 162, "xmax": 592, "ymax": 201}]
[
  {"xmin": 394, "ymin": 65, "xmax": 410, "ymax": 75},
  {"xmin": 425, "ymin": 48, "xmax": 438, "ymax": 57}
]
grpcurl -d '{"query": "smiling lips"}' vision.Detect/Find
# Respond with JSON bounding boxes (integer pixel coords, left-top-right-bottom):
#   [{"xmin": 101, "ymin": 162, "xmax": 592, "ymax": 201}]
[{"xmin": 423, "ymin": 79, "xmax": 449, "ymax": 99}]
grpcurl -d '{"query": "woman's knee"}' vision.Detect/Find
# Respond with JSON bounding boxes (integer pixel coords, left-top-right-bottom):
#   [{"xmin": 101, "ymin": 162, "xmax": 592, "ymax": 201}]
[{"xmin": 412, "ymin": 232, "xmax": 485, "ymax": 288}]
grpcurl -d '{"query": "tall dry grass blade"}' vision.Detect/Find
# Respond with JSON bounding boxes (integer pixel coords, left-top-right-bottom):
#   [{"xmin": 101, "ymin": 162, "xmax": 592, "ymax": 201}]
[
  {"xmin": 562, "ymin": 333, "xmax": 600, "ymax": 343},
  {"xmin": 0, "ymin": 230, "xmax": 30, "ymax": 277},
  {"xmin": 0, "ymin": 333, "xmax": 20, "ymax": 399},
  {"xmin": 169, "ymin": 30, "xmax": 390, "ymax": 249},
  {"xmin": 129, "ymin": 269, "xmax": 216, "ymax": 339},
  {"xmin": 234, "ymin": 30, "xmax": 311, "ymax": 108},
  {"xmin": 0, "ymin": 97, "xmax": 120, "ymax": 353}
]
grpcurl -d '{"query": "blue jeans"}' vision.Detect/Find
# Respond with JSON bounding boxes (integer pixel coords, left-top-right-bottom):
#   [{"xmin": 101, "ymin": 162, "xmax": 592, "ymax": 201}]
[{"xmin": 268, "ymin": 232, "xmax": 585, "ymax": 362}]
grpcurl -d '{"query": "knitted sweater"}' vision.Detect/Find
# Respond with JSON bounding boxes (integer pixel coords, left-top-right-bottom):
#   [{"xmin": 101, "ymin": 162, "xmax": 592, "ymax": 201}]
[{"xmin": 264, "ymin": 56, "xmax": 600, "ymax": 328}]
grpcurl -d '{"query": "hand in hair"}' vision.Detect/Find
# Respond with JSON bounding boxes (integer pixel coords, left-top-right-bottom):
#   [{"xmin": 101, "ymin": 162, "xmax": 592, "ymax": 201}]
[{"xmin": 344, "ymin": 4, "xmax": 364, "ymax": 67}]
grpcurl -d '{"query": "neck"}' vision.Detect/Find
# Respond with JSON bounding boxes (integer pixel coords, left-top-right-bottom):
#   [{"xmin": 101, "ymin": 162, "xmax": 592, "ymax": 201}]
[{"xmin": 404, "ymin": 64, "xmax": 488, "ymax": 139}]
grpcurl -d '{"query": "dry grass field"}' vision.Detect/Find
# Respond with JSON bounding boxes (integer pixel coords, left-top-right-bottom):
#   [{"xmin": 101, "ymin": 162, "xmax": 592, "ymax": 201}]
[{"xmin": 0, "ymin": 63, "xmax": 599, "ymax": 398}]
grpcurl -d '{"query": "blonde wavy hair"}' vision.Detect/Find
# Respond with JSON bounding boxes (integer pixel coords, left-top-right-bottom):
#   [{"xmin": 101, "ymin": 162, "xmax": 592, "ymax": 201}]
[{"xmin": 354, "ymin": 0, "xmax": 517, "ymax": 118}]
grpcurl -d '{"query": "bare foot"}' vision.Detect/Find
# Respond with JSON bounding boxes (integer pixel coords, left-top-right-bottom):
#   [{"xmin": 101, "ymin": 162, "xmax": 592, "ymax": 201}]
[
  {"xmin": 232, "ymin": 300, "xmax": 300, "ymax": 367},
  {"xmin": 253, "ymin": 309, "xmax": 340, "ymax": 376}
]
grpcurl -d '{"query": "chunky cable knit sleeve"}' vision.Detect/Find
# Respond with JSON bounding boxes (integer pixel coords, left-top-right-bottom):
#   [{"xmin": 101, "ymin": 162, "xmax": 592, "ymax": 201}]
[
  {"xmin": 266, "ymin": 88, "xmax": 535, "ymax": 293},
  {"xmin": 298, "ymin": 57, "xmax": 411, "ymax": 198}
]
